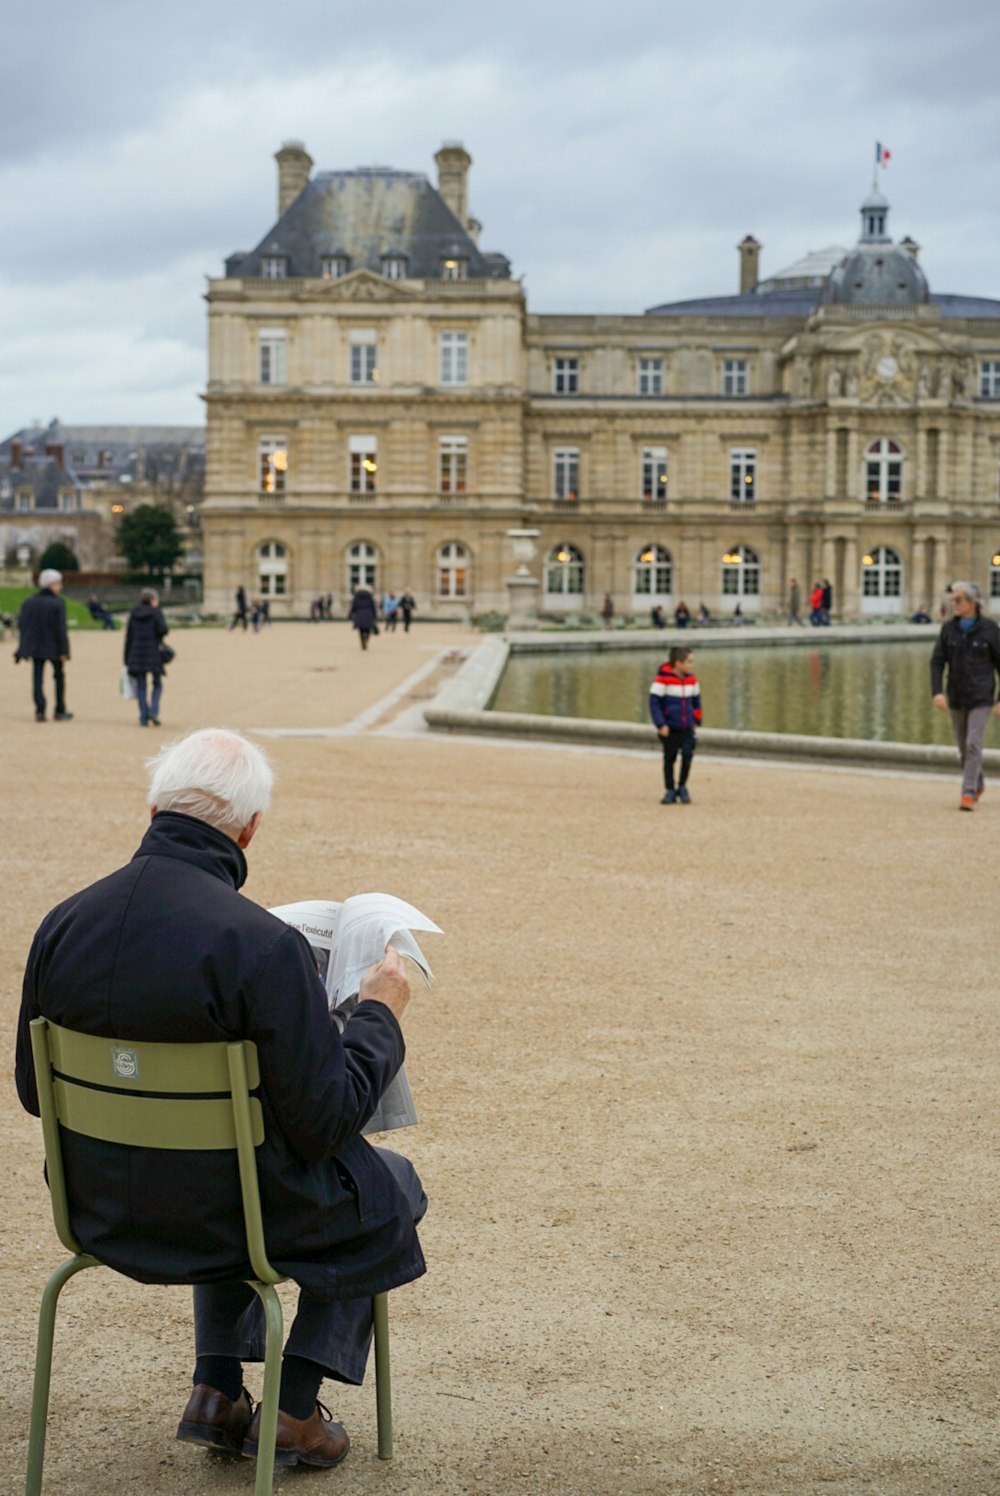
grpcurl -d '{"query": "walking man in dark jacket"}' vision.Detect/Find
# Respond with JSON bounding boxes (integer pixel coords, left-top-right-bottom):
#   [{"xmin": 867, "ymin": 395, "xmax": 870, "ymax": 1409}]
[
  {"xmin": 931, "ymin": 581, "xmax": 1000, "ymax": 810},
  {"xmin": 14, "ymin": 568, "xmax": 72, "ymax": 721},
  {"xmin": 16, "ymin": 727, "xmax": 426, "ymax": 1468},
  {"xmin": 124, "ymin": 586, "xmax": 169, "ymax": 726}
]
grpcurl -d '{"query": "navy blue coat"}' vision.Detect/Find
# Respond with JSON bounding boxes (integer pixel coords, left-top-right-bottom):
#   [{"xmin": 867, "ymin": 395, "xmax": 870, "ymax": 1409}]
[
  {"xmin": 349, "ymin": 589, "xmax": 377, "ymax": 631},
  {"xmin": 124, "ymin": 602, "xmax": 169, "ymax": 676},
  {"xmin": 15, "ymin": 812, "xmax": 425, "ymax": 1301},
  {"xmin": 16, "ymin": 587, "xmax": 69, "ymax": 661}
]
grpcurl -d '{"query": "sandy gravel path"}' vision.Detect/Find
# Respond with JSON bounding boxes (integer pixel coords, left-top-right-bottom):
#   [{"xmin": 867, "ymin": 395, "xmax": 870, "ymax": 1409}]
[{"xmin": 0, "ymin": 621, "xmax": 996, "ymax": 1495}]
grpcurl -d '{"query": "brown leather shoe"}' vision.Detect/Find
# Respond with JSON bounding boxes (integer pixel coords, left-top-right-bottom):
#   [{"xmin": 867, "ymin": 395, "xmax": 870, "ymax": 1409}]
[
  {"xmin": 176, "ymin": 1384, "xmax": 253, "ymax": 1453},
  {"xmin": 242, "ymin": 1401, "xmax": 350, "ymax": 1468}
]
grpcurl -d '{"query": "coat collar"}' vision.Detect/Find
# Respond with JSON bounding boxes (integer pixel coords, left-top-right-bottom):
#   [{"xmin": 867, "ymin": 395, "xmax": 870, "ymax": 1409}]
[{"xmin": 133, "ymin": 811, "xmax": 248, "ymax": 889}]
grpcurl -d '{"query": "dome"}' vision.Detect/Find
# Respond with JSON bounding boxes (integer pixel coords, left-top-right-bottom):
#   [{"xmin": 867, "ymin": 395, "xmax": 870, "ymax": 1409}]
[{"xmin": 824, "ymin": 187, "xmax": 929, "ymax": 306}]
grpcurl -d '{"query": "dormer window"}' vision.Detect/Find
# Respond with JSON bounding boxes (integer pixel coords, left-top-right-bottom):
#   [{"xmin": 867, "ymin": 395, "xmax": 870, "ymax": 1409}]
[
  {"xmin": 441, "ymin": 256, "xmax": 468, "ymax": 282},
  {"xmin": 381, "ymin": 254, "xmax": 408, "ymax": 281},
  {"xmin": 322, "ymin": 255, "xmax": 349, "ymax": 280},
  {"xmin": 260, "ymin": 256, "xmax": 287, "ymax": 280}
]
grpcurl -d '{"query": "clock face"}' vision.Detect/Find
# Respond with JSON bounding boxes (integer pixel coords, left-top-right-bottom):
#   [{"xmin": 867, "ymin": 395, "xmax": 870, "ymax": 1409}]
[{"xmin": 876, "ymin": 355, "xmax": 899, "ymax": 380}]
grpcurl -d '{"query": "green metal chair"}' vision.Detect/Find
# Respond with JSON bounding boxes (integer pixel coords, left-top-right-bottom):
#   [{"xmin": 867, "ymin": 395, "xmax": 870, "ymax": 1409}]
[{"xmin": 25, "ymin": 1017, "xmax": 393, "ymax": 1496}]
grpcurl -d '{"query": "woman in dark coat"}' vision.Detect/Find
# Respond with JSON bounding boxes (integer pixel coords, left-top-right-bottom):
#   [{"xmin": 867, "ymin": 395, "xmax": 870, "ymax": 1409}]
[
  {"xmin": 125, "ymin": 587, "xmax": 169, "ymax": 726},
  {"xmin": 348, "ymin": 586, "xmax": 377, "ymax": 650}
]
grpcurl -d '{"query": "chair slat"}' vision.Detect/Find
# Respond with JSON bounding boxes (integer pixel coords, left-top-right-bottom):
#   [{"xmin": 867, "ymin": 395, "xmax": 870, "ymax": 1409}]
[
  {"xmin": 53, "ymin": 1079, "xmax": 264, "ymax": 1151},
  {"xmin": 46, "ymin": 1026, "xmax": 261, "ymax": 1092}
]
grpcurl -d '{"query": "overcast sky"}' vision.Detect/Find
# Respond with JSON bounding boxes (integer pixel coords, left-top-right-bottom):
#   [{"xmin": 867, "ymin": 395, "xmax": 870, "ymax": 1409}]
[{"xmin": 2, "ymin": 0, "xmax": 998, "ymax": 428}]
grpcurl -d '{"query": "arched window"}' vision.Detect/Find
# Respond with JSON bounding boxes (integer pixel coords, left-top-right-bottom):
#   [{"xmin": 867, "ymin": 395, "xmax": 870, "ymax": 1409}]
[
  {"xmin": 865, "ymin": 439, "xmax": 903, "ymax": 504},
  {"xmin": 437, "ymin": 541, "xmax": 469, "ymax": 598},
  {"xmin": 257, "ymin": 539, "xmax": 288, "ymax": 598},
  {"xmin": 633, "ymin": 544, "xmax": 672, "ymax": 596},
  {"xmin": 721, "ymin": 545, "xmax": 760, "ymax": 597},
  {"xmin": 861, "ymin": 545, "xmax": 903, "ymax": 607},
  {"xmin": 347, "ymin": 541, "xmax": 378, "ymax": 593},
  {"xmin": 545, "ymin": 542, "xmax": 584, "ymax": 596},
  {"xmin": 991, "ymin": 549, "xmax": 1000, "ymax": 599}
]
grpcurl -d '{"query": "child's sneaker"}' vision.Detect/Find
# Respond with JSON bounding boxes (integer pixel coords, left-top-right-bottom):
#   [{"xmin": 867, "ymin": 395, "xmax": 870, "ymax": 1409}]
[
  {"xmin": 677, "ymin": 786, "xmax": 691, "ymax": 804},
  {"xmin": 660, "ymin": 789, "xmax": 677, "ymax": 805}
]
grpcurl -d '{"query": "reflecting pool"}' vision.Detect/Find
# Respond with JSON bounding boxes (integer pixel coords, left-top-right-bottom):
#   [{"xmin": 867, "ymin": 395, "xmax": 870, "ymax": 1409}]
[{"xmin": 491, "ymin": 640, "xmax": 956, "ymax": 745}]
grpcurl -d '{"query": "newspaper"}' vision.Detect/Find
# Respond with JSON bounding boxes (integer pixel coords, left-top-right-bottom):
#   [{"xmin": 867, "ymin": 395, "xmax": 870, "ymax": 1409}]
[{"xmin": 269, "ymin": 894, "xmax": 441, "ymax": 1135}]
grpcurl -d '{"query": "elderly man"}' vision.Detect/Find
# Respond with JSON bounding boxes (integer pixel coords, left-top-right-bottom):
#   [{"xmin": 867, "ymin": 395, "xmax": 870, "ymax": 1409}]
[
  {"xmin": 15, "ymin": 728, "xmax": 426, "ymax": 1469},
  {"xmin": 14, "ymin": 567, "xmax": 72, "ymax": 721},
  {"xmin": 931, "ymin": 581, "xmax": 1000, "ymax": 810}
]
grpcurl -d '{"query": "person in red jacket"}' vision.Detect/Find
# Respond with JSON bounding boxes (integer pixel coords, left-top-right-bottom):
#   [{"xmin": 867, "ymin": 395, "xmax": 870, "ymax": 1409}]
[{"xmin": 649, "ymin": 646, "xmax": 702, "ymax": 804}]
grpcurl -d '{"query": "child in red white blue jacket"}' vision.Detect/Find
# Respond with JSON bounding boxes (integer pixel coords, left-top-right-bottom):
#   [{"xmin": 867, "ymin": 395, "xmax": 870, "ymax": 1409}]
[{"xmin": 649, "ymin": 645, "xmax": 702, "ymax": 804}]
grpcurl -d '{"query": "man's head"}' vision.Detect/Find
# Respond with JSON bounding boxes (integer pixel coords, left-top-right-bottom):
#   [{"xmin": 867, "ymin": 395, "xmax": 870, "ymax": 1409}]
[
  {"xmin": 669, "ymin": 647, "xmax": 694, "ymax": 670},
  {"xmin": 951, "ymin": 582, "xmax": 981, "ymax": 618},
  {"xmin": 146, "ymin": 728, "xmax": 273, "ymax": 847},
  {"xmin": 38, "ymin": 569, "xmax": 62, "ymax": 592},
  {"xmin": 140, "ymin": 586, "xmax": 159, "ymax": 606}
]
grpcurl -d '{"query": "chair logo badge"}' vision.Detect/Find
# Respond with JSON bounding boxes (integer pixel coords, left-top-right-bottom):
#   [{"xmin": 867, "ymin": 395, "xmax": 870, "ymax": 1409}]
[{"xmin": 111, "ymin": 1047, "xmax": 140, "ymax": 1081}]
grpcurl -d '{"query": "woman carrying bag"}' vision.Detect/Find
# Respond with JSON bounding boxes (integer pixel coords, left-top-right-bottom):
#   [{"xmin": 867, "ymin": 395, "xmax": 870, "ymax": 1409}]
[{"xmin": 124, "ymin": 587, "xmax": 170, "ymax": 726}]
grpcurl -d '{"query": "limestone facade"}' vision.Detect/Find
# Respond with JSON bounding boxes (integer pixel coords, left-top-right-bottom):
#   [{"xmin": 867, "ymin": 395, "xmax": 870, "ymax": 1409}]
[{"xmin": 202, "ymin": 150, "xmax": 1000, "ymax": 619}]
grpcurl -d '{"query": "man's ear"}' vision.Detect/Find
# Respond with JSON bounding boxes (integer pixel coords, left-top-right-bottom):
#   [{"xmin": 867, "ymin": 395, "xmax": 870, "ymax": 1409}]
[
  {"xmin": 237, "ymin": 811, "xmax": 262, "ymax": 849},
  {"xmin": 149, "ymin": 806, "xmax": 157, "ymax": 822}
]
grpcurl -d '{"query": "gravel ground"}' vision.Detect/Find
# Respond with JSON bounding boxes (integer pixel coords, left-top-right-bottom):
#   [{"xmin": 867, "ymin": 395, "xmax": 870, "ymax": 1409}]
[{"xmin": 0, "ymin": 621, "xmax": 996, "ymax": 1496}]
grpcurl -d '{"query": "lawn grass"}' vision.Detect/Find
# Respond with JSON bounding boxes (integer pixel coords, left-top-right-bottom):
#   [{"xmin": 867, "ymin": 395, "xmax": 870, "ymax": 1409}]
[{"xmin": 0, "ymin": 586, "xmax": 101, "ymax": 630}]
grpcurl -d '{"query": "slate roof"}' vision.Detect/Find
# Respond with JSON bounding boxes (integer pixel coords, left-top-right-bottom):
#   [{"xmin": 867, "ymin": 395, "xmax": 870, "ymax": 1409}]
[
  {"xmin": 645, "ymin": 288, "xmax": 1000, "ymax": 320},
  {"xmin": 226, "ymin": 167, "xmax": 511, "ymax": 280},
  {"xmin": 0, "ymin": 424, "xmax": 205, "ymax": 486},
  {"xmin": 0, "ymin": 454, "xmax": 77, "ymax": 512}
]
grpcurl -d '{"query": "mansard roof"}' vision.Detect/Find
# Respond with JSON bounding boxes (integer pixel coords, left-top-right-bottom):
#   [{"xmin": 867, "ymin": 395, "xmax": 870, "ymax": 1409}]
[{"xmin": 226, "ymin": 167, "xmax": 511, "ymax": 281}]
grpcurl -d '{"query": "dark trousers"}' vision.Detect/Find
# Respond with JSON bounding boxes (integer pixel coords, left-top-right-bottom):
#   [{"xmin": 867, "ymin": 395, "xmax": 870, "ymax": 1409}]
[
  {"xmin": 193, "ymin": 1148, "xmax": 426, "ymax": 1386},
  {"xmin": 32, "ymin": 657, "xmax": 66, "ymax": 717},
  {"xmin": 662, "ymin": 727, "xmax": 696, "ymax": 790}
]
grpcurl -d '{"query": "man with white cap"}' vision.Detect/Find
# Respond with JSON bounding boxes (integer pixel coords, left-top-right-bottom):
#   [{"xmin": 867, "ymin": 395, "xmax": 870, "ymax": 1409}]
[{"xmin": 14, "ymin": 568, "xmax": 73, "ymax": 721}]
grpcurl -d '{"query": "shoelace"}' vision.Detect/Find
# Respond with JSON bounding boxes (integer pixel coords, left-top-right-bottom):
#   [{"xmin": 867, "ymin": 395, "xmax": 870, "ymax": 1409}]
[{"xmin": 314, "ymin": 1400, "xmax": 334, "ymax": 1424}]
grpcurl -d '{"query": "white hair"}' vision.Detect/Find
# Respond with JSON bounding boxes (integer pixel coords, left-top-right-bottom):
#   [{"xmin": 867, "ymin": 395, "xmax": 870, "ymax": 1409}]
[
  {"xmin": 951, "ymin": 581, "xmax": 982, "ymax": 611},
  {"xmin": 146, "ymin": 728, "xmax": 273, "ymax": 835}
]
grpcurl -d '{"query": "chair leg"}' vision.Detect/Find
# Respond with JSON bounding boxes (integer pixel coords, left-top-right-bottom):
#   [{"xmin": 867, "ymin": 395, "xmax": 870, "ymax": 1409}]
[
  {"xmin": 249, "ymin": 1282, "xmax": 284, "ymax": 1496},
  {"xmin": 25, "ymin": 1256, "xmax": 100, "ymax": 1496},
  {"xmin": 373, "ymin": 1292, "xmax": 392, "ymax": 1460}
]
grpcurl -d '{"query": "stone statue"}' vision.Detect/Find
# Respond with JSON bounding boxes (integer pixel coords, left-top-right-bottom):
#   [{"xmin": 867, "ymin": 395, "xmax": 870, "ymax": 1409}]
[{"xmin": 827, "ymin": 364, "xmax": 842, "ymax": 398}]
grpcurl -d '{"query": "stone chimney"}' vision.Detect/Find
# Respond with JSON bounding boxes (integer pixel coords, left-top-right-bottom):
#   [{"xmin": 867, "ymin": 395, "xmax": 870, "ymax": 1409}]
[
  {"xmin": 45, "ymin": 442, "xmax": 64, "ymax": 467},
  {"xmin": 10, "ymin": 439, "xmax": 22, "ymax": 468},
  {"xmin": 738, "ymin": 235, "xmax": 761, "ymax": 294},
  {"xmin": 435, "ymin": 141, "xmax": 472, "ymax": 229},
  {"xmin": 900, "ymin": 235, "xmax": 920, "ymax": 261},
  {"xmin": 274, "ymin": 141, "xmax": 313, "ymax": 216}
]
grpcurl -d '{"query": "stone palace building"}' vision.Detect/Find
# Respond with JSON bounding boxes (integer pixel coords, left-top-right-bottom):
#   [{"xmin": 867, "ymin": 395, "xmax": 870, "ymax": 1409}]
[{"xmin": 201, "ymin": 143, "xmax": 1000, "ymax": 619}]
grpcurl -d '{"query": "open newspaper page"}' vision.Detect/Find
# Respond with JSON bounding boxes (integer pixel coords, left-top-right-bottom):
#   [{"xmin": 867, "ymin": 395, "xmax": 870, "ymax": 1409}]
[{"xmin": 269, "ymin": 895, "xmax": 441, "ymax": 1135}]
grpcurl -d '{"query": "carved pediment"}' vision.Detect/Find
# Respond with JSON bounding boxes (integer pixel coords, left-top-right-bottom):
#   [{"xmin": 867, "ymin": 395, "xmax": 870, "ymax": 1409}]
[{"xmin": 313, "ymin": 269, "xmax": 418, "ymax": 303}]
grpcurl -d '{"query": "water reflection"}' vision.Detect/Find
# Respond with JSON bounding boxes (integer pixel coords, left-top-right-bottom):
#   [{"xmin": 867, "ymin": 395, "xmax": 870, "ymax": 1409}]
[{"xmin": 492, "ymin": 641, "xmax": 956, "ymax": 745}]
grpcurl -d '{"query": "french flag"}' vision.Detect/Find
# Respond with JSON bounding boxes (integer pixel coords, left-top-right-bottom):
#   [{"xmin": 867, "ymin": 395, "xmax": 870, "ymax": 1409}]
[{"xmin": 876, "ymin": 142, "xmax": 892, "ymax": 168}]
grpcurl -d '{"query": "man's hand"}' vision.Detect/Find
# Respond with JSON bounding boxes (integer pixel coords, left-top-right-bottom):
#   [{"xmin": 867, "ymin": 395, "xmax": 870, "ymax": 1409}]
[
  {"xmin": 658, "ymin": 724, "xmax": 670, "ymax": 737},
  {"xmin": 932, "ymin": 693, "xmax": 948, "ymax": 712},
  {"xmin": 994, "ymin": 701, "xmax": 1000, "ymax": 717},
  {"xmin": 359, "ymin": 945, "xmax": 411, "ymax": 1023}
]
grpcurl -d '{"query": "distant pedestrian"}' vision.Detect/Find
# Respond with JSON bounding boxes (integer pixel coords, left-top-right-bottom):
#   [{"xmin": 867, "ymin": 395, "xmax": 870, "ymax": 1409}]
[
  {"xmin": 87, "ymin": 594, "xmax": 117, "ymax": 630},
  {"xmin": 674, "ymin": 601, "xmax": 690, "ymax": 629},
  {"xmin": 821, "ymin": 578, "xmax": 833, "ymax": 625},
  {"xmin": 324, "ymin": 592, "xmax": 333, "ymax": 620},
  {"xmin": 260, "ymin": 598, "xmax": 271, "ymax": 626},
  {"xmin": 399, "ymin": 589, "xmax": 416, "ymax": 632},
  {"xmin": 125, "ymin": 587, "xmax": 169, "ymax": 727},
  {"xmin": 14, "ymin": 568, "xmax": 72, "ymax": 722},
  {"xmin": 911, "ymin": 604, "xmax": 932, "ymax": 624},
  {"xmin": 930, "ymin": 581, "xmax": 1000, "ymax": 811},
  {"xmin": 697, "ymin": 603, "xmax": 711, "ymax": 626},
  {"xmin": 649, "ymin": 645, "xmax": 702, "ymax": 805},
  {"xmin": 809, "ymin": 582, "xmax": 824, "ymax": 626},
  {"xmin": 601, "ymin": 593, "xmax": 615, "ymax": 628},
  {"xmin": 228, "ymin": 585, "xmax": 248, "ymax": 632},
  {"xmin": 732, "ymin": 602, "xmax": 744, "ymax": 626},
  {"xmin": 650, "ymin": 605, "xmax": 666, "ymax": 629},
  {"xmin": 381, "ymin": 592, "xmax": 399, "ymax": 632},
  {"xmin": 349, "ymin": 586, "xmax": 378, "ymax": 649},
  {"xmin": 787, "ymin": 579, "xmax": 803, "ymax": 626},
  {"xmin": 250, "ymin": 598, "xmax": 262, "ymax": 633}
]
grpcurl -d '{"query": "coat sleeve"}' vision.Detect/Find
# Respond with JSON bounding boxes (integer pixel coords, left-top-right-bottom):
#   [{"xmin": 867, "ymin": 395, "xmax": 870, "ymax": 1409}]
[
  {"xmin": 124, "ymin": 614, "xmax": 134, "ymax": 666},
  {"xmin": 930, "ymin": 627, "xmax": 947, "ymax": 696},
  {"xmin": 155, "ymin": 608, "xmax": 169, "ymax": 641},
  {"xmin": 247, "ymin": 927, "xmax": 405, "ymax": 1164},
  {"xmin": 15, "ymin": 927, "xmax": 44, "ymax": 1117},
  {"xmin": 57, "ymin": 599, "xmax": 69, "ymax": 659},
  {"xmin": 692, "ymin": 687, "xmax": 703, "ymax": 725}
]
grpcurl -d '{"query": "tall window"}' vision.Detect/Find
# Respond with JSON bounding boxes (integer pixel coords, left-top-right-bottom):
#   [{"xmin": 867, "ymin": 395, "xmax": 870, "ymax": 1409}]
[
  {"xmin": 260, "ymin": 257, "xmax": 287, "ymax": 280},
  {"xmin": 545, "ymin": 542, "xmax": 584, "ymax": 595},
  {"xmin": 349, "ymin": 330, "xmax": 377, "ymax": 385},
  {"xmin": 437, "ymin": 541, "xmax": 468, "ymax": 597},
  {"xmin": 553, "ymin": 448, "xmax": 580, "ymax": 503},
  {"xmin": 348, "ymin": 541, "xmax": 378, "ymax": 592},
  {"xmin": 638, "ymin": 358, "xmax": 664, "ymax": 396},
  {"xmin": 979, "ymin": 361, "xmax": 1000, "ymax": 398},
  {"xmin": 633, "ymin": 544, "xmax": 672, "ymax": 595},
  {"xmin": 721, "ymin": 545, "xmax": 760, "ymax": 596},
  {"xmin": 990, "ymin": 551, "xmax": 1000, "ymax": 598},
  {"xmin": 382, "ymin": 255, "xmax": 408, "ymax": 280},
  {"xmin": 441, "ymin": 256, "xmax": 467, "ymax": 281},
  {"xmin": 553, "ymin": 357, "xmax": 579, "ymax": 395},
  {"xmin": 257, "ymin": 540, "xmax": 288, "ymax": 597},
  {"xmin": 862, "ymin": 545, "xmax": 903, "ymax": 597},
  {"xmin": 258, "ymin": 435, "xmax": 288, "ymax": 496},
  {"xmin": 259, "ymin": 328, "xmax": 287, "ymax": 386},
  {"xmin": 730, "ymin": 448, "xmax": 756, "ymax": 502},
  {"xmin": 865, "ymin": 438, "xmax": 903, "ymax": 504},
  {"xmin": 642, "ymin": 447, "xmax": 668, "ymax": 504},
  {"xmin": 439, "ymin": 436, "xmax": 468, "ymax": 496},
  {"xmin": 322, "ymin": 255, "xmax": 349, "ymax": 279},
  {"xmin": 440, "ymin": 331, "xmax": 469, "ymax": 386},
  {"xmin": 722, "ymin": 359, "xmax": 748, "ymax": 396},
  {"xmin": 349, "ymin": 435, "xmax": 377, "ymax": 496}
]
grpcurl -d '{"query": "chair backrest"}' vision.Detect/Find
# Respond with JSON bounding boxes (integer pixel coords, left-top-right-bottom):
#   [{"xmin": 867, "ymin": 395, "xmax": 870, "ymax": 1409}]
[{"xmin": 29, "ymin": 1018, "xmax": 281, "ymax": 1285}]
